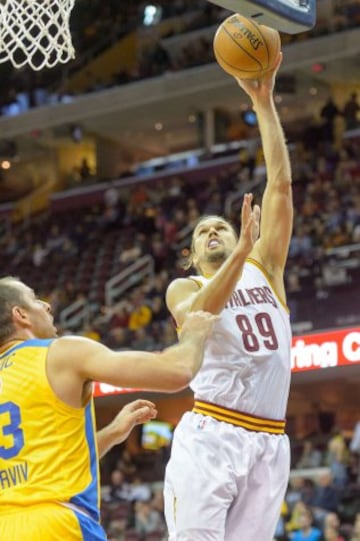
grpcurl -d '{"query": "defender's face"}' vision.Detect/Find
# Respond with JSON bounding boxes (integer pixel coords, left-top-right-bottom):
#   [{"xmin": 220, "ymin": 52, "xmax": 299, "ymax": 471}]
[
  {"xmin": 13, "ymin": 282, "xmax": 58, "ymax": 338},
  {"xmin": 192, "ymin": 218, "xmax": 237, "ymax": 269}
]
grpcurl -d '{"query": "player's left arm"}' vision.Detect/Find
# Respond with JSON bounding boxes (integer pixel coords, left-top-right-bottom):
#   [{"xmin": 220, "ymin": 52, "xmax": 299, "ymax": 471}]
[
  {"xmin": 236, "ymin": 53, "xmax": 293, "ymax": 287},
  {"xmin": 96, "ymin": 399, "xmax": 157, "ymax": 458}
]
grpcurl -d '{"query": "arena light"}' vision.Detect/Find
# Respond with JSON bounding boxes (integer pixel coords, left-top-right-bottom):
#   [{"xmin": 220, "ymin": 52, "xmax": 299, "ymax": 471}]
[
  {"xmin": 143, "ymin": 4, "xmax": 162, "ymax": 26},
  {"xmin": 241, "ymin": 109, "xmax": 257, "ymax": 127},
  {"xmin": 311, "ymin": 62, "xmax": 325, "ymax": 73}
]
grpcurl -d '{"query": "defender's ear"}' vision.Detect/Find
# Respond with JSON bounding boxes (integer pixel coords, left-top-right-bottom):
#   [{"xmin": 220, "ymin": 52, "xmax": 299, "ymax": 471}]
[{"xmin": 12, "ymin": 305, "xmax": 30, "ymax": 326}]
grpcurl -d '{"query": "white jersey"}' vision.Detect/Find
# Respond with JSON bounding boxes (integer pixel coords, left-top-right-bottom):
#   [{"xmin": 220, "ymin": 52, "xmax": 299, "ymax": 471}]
[{"xmin": 188, "ymin": 258, "xmax": 292, "ymax": 420}]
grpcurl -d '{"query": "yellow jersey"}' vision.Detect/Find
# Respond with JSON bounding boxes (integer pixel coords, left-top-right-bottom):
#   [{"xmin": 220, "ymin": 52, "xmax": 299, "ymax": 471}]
[{"xmin": 0, "ymin": 339, "xmax": 100, "ymax": 520}]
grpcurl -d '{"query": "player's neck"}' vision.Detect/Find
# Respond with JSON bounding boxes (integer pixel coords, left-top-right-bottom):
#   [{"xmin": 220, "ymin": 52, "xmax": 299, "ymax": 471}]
[
  {"xmin": 0, "ymin": 336, "xmax": 26, "ymax": 353},
  {"xmin": 201, "ymin": 271, "xmax": 215, "ymax": 279},
  {"xmin": 199, "ymin": 263, "xmax": 220, "ymax": 278}
]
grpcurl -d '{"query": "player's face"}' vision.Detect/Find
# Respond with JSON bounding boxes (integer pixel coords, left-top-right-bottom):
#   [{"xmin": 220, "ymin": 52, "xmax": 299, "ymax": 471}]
[
  {"xmin": 13, "ymin": 282, "xmax": 58, "ymax": 338},
  {"xmin": 192, "ymin": 218, "xmax": 237, "ymax": 269}
]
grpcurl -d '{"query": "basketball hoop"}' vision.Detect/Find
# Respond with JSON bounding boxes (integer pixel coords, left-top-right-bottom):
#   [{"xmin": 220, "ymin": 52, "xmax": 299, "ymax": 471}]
[{"xmin": 0, "ymin": 0, "xmax": 76, "ymax": 71}]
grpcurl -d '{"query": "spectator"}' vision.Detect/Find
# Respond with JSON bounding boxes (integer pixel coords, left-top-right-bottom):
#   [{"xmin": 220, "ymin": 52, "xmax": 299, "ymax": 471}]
[
  {"xmin": 286, "ymin": 477, "xmax": 306, "ymax": 512},
  {"xmin": 287, "ymin": 501, "xmax": 309, "ymax": 535},
  {"xmin": 321, "ymin": 513, "xmax": 346, "ymax": 541},
  {"xmin": 350, "ymin": 514, "xmax": 360, "ymax": 541},
  {"xmin": 274, "ymin": 500, "xmax": 290, "ymax": 541},
  {"xmin": 116, "ymin": 449, "xmax": 137, "ymax": 481},
  {"xmin": 320, "ymin": 97, "xmax": 340, "ymax": 143},
  {"xmin": 79, "ymin": 158, "xmax": 92, "ymax": 180},
  {"xmin": 109, "ymin": 469, "xmax": 133, "ymax": 503},
  {"xmin": 343, "ymin": 93, "xmax": 360, "ymax": 130},
  {"xmin": 312, "ymin": 472, "xmax": 341, "ymax": 526},
  {"xmin": 326, "ymin": 428, "xmax": 349, "ymax": 488},
  {"xmin": 131, "ymin": 327, "xmax": 156, "ymax": 350},
  {"xmin": 290, "ymin": 505, "xmax": 322, "ymax": 541},
  {"xmin": 350, "ymin": 421, "xmax": 360, "ymax": 484},
  {"xmin": 297, "ymin": 440, "xmax": 323, "ymax": 469},
  {"xmin": 104, "ymin": 184, "xmax": 120, "ymax": 209},
  {"xmin": 129, "ymin": 476, "xmax": 152, "ymax": 503},
  {"xmin": 32, "ymin": 243, "xmax": 48, "ymax": 267},
  {"xmin": 133, "ymin": 500, "xmax": 164, "ymax": 536},
  {"xmin": 321, "ymin": 525, "xmax": 346, "ymax": 541}
]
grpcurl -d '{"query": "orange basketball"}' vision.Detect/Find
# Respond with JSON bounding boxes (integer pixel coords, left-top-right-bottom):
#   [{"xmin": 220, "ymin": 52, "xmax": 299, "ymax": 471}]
[{"xmin": 213, "ymin": 14, "xmax": 281, "ymax": 80}]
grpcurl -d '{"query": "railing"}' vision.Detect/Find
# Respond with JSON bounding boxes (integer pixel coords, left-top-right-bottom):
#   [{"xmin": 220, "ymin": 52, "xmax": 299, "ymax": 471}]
[
  {"xmin": 321, "ymin": 243, "xmax": 360, "ymax": 286},
  {"xmin": 325, "ymin": 242, "xmax": 360, "ymax": 260},
  {"xmin": 224, "ymin": 167, "xmax": 266, "ymax": 218},
  {"xmin": 105, "ymin": 255, "xmax": 155, "ymax": 307},
  {"xmin": 172, "ymin": 224, "xmax": 194, "ymax": 251},
  {"xmin": 59, "ymin": 298, "xmax": 91, "ymax": 330},
  {"xmin": 291, "ymin": 321, "xmax": 314, "ymax": 335}
]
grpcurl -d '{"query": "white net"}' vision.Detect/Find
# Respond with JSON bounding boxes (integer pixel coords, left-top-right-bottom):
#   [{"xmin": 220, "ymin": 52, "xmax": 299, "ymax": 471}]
[{"xmin": 0, "ymin": 0, "xmax": 76, "ymax": 71}]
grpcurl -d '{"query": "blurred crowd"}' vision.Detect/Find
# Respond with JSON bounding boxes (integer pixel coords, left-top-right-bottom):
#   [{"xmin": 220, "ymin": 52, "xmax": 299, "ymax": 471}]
[
  {"xmin": 0, "ymin": 0, "xmax": 360, "ymax": 116},
  {"xmin": 0, "ymin": 133, "xmax": 359, "ymax": 342},
  {"xmin": 95, "ymin": 420, "xmax": 360, "ymax": 540}
]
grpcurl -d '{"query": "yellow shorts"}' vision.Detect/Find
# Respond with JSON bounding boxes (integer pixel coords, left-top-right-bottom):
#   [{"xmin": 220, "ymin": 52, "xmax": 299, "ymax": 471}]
[{"xmin": 0, "ymin": 503, "xmax": 107, "ymax": 540}]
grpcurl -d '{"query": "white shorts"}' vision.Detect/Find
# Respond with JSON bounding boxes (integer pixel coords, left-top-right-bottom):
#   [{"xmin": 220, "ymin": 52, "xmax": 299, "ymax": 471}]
[{"xmin": 164, "ymin": 410, "xmax": 290, "ymax": 541}]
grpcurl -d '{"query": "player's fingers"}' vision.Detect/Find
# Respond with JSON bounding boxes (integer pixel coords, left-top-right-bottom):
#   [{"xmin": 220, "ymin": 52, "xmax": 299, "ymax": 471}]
[
  {"xmin": 241, "ymin": 193, "xmax": 252, "ymax": 224},
  {"xmin": 134, "ymin": 406, "xmax": 157, "ymax": 423},
  {"xmin": 126, "ymin": 399, "xmax": 156, "ymax": 412},
  {"xmin": 263, "ymin": 51, "xmax": 282, "ymax": 82},
  {"xmin": 275, "ymin": 51, "xmax": 283, "ymax": 70},
  {"xmin": 252, "ymin": 204, "xmax": 261, "ymax": 221},
  {"xmin": 244, "ymin": 213, "xmax": 254, "ymax": 232}
]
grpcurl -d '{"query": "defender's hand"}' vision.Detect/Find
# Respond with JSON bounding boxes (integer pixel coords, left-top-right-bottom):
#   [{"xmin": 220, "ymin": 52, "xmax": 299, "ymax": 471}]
[
  {"xmin": 107, "ymin": 400, "xmax": 157, "ymax": 444},
  {"xmin": 180, "ymin": 310, "xmax": 219, "ymax": 338}
]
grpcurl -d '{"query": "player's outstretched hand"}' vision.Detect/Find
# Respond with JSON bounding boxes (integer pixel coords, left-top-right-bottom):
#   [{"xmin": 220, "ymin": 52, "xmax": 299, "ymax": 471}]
[
  {"xmin": 237, "ymin": 193, "xmax": 260, "ymax": 255},
  {"xmin": 107, "ymin": 400, "xmax": 157, "ymax": 445},
  {"xmin": 180, "ymin": 310, "xmax": 219, "ymax": 339},
  {"xmin": 234, "ymin": 52, "xmax": 282, "ymax": 103}
]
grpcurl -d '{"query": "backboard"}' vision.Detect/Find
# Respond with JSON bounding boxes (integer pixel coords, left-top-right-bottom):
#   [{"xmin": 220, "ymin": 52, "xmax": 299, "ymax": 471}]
[{"xmin": 207, "ymin": 0, "xmax": 316, "ymax": 34}]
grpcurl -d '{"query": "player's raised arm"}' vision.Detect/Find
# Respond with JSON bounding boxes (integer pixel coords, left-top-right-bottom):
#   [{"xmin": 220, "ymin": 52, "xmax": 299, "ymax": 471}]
[
  {"xmin": 166, "ymin": 193, "xmax": 260, "ymax": 326},
  {"xmin": 47, "ymin": 310, "xmax": 218, "ymax": 398},
  {"xmin": 235, "ymin": 53, "xmax": 293, "ymax": 287}
]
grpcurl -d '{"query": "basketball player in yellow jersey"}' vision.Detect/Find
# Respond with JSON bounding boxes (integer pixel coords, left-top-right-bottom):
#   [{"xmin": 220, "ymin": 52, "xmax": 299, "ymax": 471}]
[
  {"xmin": 164, "ymin": 53, "xmax": 294, "ymax": 541},
  {"xmin": 0, "ymin": 279, "xmax": 223, "ymax": 540}
]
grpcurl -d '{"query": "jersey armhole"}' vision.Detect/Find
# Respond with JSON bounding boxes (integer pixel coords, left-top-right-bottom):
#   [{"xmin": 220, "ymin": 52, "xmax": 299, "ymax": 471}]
[{"xmin": 246, "ymin": 257, "xmax": 289, "ymax": 313}]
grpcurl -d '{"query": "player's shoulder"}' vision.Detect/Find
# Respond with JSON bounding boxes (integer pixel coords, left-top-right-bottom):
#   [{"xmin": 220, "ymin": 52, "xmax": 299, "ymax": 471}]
[
  {"xmin": 165, "ymin": 276, "xmax": 202, "ymax": 311},
  {"xmin": 49, "ymin": 335, "xmax": 106, "ymax": 360},
  {"xmin": 52, "ymin": 335, "xmax": 93, "ymax": 347},
  {"xmin": 166, "ymin": 276, "xmax": 202, "ymax": 295}
]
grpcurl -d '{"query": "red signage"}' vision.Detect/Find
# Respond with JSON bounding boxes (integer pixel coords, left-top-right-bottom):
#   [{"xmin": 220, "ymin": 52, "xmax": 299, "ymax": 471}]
[
  {"xmin": 291, "ymin": 327, "xmax": 360, "ymax": 373},
  {"xmin": 93, "ymin": 382, "xmax": 140, "ymax": 397},
  {"xmin": 93, "ymin": 327, "xmax": 360, "ymax": 397}
]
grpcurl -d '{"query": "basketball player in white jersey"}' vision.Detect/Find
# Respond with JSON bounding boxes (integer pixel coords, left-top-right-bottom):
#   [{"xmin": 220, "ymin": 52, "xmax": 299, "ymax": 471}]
[{"xmin": 163, "ymin": 53, "xmax": 293, "ymax": 541}]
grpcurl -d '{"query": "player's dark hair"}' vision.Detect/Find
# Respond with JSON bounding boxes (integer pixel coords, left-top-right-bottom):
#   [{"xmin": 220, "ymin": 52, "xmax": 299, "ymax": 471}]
[{"xmin": 0, "ymin": 276, "xmax": 26, "ymax": 345}]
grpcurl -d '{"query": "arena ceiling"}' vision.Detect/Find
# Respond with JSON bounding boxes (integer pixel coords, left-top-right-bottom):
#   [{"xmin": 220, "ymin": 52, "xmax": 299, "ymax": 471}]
[{"xmin": 23, "ymin": 52, "xmax": 360, "ymax": 162}]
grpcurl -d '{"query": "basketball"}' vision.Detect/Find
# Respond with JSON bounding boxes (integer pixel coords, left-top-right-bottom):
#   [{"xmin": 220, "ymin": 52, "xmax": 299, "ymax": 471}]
[{"xmin": 213, "ymin": 14, "xmax": 281, "ymax": 80}]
